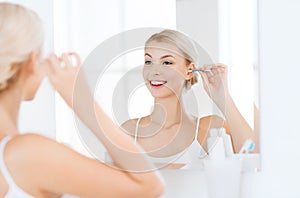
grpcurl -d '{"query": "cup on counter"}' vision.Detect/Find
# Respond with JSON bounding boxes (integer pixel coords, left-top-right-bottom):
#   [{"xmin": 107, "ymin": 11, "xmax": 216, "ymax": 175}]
[
  {"xmin": 233, "ymin": 153, "xmax": 261, "ymax": 172},
  {"xmin": 203, "ymin": 158, "xmax": 243, "ymax": 198}
]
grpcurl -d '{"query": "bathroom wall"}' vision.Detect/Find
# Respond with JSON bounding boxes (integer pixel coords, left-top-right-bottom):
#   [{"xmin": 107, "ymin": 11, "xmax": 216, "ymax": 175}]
[
  {"xmin": 253, "ymin": 0, "xmax": 300, "ymax": 197},
  {"xmin": 5, "ymin": 0, "xmax": 300, "ymax": 196}
]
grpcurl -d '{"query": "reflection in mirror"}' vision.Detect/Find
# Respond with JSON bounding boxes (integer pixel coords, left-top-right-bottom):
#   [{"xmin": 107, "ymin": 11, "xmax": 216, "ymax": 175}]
[{"xmin": 54, "ymin": 0, "xmax": 260, "ymax": 172}]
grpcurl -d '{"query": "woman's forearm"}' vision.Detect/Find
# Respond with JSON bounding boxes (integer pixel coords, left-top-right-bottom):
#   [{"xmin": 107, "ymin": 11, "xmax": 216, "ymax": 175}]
[
  {"xmin": 221, "ymin": 97, "xmax": 255, "ymax": 152},
  {"xmin": 93, "ymin": 102, "xmax": 154, "ymax": 171},
  {"xmin": 71, "ymin": 71, "xmax": 163, "ymax": 185}
]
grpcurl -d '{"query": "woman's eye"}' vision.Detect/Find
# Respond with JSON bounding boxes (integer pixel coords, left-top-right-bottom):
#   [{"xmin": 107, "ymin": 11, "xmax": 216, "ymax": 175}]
[
  {"xmin": 145, "ymin": 60, "xmax": 152, "ymax": 65},
  {"xmin": 162, "ymin": 61, "xmax": 172, "ymax": 65}
]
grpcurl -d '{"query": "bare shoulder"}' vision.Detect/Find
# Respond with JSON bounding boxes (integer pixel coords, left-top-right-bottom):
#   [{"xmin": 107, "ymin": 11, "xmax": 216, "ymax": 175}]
[
  {"xmin": 198, "ymin": 115, "xmax": 230, "ymax": 135},
  {"xmin": 121, "ymin": 118, "xmax": 139, "ymax": 136},
  {"xmin": 4, "ymin": 133, "xmax": 112, "ymax": 196},
  {"xmin": 5, "ymin": 133, "xmax": 72, "ymax": 155},
  {"xmin": 198, "ymin": 115, "xmax": 225, "ymax": 138},
  {"xmin": 4, "ymin": 133, "xmax": 76, "ymax": 173},
  {"xmin": 199, "ymin": 115, "xmax": 225, "ymax": 130},
  {"xmin": 5, "ymin": 133, "xmax": 57, "ymax": 159},
  {"xmin": 3, "ymin": 133, "xmax": 164, "ymax": 197},
  {"xmin": 197, "ymin": 115, "xmax": 226, "ymax": 146},
  {"xmin": 3, "ymin": 133, "xmax": 78, "ymax": 195},
  {"xmin": 4, "ymin": 133, "xmax": 94, "ymax": 167}
]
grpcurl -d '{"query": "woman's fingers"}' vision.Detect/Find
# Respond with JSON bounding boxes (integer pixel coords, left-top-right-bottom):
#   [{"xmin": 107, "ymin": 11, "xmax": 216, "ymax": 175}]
[
  {"xmin": 199, "ymin": 63, "xmax": 229, "ymax": 87},
  {"xmin": 41, "ymin": 53, "xmax": 60, "ymax": 76},
  {"xmin": 202, "ymin": 64, "xmax": 217, "ymax": 83},
  {"xmin": 43, "ymin": 52, "xmax": 81, "ymax": 74},
  {"xmin": 203, "ymin": 63, "xmax": 227, "ymax": 77},
  {"xmin": 60, "ymin": 53, "xmax": 72, "ymax": 68},
  {"xmin": 69, "ymin": 52, "xmax": 81, "ymax": 67},
  {"xmin": 202, "ymin": 64, "xmax": 213, "ymax": 77},
  {"xmin": 61, "ymin": 52, "xmax": 81, "ymax": 68},
  {"xmin": 215, "ymin": 63, "xmax": 227, "ymax": 74}
]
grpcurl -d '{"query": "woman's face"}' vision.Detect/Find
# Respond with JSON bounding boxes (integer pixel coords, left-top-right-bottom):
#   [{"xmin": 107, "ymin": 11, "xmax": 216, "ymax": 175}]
[{"xmin": 143, "ymin": 41, "xmax": 192, "ymax": 99}]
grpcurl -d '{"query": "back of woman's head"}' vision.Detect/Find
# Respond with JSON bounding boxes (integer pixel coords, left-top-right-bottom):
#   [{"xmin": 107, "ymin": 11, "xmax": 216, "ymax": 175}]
[
  {"xmin": 145, "ymin": 29, "xmax": 200, "ymax": 89},
  {"xmin": 0, "ymin": 3, "xmax": 44, "ymax": 91}
]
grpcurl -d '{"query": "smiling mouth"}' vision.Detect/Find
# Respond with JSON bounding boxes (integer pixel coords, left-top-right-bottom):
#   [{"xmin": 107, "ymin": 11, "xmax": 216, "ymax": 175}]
[{"xmin": 149, "ymin": 80, "xmax": 167, "ymax": 88}]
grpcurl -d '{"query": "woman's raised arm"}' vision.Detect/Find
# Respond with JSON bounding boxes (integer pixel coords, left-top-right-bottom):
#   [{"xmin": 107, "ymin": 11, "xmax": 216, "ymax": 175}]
[{"xmin": 42, "ymin": 53, "xmax": 164, "ymax": 197}]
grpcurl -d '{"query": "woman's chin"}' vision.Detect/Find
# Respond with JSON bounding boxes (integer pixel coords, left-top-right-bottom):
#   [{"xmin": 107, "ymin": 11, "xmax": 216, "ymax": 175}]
[
  {"xmin": 150, "ymin": 91, "xmax": 175, "ymax": 99},
  {"xmin": 23, "ymin": 92, "xmax": 37, "ymax": 101},
  {"xmin": 23, "ymin": 97, "xmax": 35, "ymax": 101}
]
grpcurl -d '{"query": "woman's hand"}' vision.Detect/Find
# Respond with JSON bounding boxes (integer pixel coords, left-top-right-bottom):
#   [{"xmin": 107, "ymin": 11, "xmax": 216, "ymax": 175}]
[
  {"xmin": 198, "ymin": 63, "xmax": 230, "ymax": 112},
  {"xmin": 42, "ymin": 53, "xmax": 82, "ymax": 107}
]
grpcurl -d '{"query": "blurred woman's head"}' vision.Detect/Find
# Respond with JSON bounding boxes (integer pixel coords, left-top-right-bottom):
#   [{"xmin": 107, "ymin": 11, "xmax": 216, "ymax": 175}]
[{"xmin": 0, "ymin": 3, "xmax": 44, "ymax": 99}]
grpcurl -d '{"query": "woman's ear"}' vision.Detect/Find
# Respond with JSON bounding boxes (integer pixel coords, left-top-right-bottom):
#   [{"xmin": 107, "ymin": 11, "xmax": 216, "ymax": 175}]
[
  {"xmin": 185, "ymin": 62, "xmax": 196, "ymax": 80},
  {"xmin": 24, "ymin": 51, "xmax": 38, "ymax": 74}
]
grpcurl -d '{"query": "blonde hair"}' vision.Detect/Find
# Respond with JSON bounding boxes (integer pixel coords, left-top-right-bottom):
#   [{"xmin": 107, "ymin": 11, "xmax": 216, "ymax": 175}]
[
  {"xmin": 145, "ymin": 29, "xmax": 200, "ymax": 89},
  {"xmin": 0, "ymin": 3, "xmax": 44, "ymax": 92}
]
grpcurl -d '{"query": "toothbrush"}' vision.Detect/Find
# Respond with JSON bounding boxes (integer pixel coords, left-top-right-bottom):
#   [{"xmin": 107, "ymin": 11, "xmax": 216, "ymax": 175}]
[{"xmin": 239, "ymin": 139, "xmax": 255, "ymax": 154}]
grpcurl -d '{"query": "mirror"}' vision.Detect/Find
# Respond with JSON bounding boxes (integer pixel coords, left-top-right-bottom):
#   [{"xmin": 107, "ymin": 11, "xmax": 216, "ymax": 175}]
[{"xmin": 54, "ymin": 0, "xmax": 260, "ymax": 171}]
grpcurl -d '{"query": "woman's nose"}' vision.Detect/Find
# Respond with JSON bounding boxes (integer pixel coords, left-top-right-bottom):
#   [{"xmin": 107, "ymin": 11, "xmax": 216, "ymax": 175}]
[{"xmin": 150, "ymin": 63, "xmax": 162, "ymax": 75}]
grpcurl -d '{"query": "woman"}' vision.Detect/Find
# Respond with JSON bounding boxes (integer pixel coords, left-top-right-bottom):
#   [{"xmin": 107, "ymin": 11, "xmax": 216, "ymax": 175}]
[
  {"xmin": 0, "ymin": 3, "xmax": 164, "ymax": 198},
  {"xmin": 121, "ymin": 29, "xmax": 258, "ymax": 169}
]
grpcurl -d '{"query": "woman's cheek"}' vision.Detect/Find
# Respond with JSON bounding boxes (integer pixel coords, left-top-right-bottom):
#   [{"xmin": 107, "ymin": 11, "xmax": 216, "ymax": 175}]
[{"xmin": 142, "ymin": 66, "xmax": 149, "ymax": 80}]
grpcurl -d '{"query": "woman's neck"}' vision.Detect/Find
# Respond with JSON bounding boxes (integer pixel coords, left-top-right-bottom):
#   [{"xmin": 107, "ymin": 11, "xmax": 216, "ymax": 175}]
[
  {"xmin": 0, "ymin": 87, "xmax": 22, "ymax": 136},
  {"xmin": 151, "ymin": 95, "xmax": 189, "ymax": 128}
]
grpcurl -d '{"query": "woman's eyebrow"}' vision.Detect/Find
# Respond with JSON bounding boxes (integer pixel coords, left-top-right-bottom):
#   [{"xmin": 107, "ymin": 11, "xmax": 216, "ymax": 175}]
[
  {"xmin": 160, "ymin": 55, "xmax": 176, "ymax": 59},
  {"xmin": 144, "ymin": 53, "xmax": 152, "ymax": 58}
]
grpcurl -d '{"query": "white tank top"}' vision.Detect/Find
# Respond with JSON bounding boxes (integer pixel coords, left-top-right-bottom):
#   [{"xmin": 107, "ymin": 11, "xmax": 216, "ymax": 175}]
[
  {"xmin": 0, "ymin": 136, "xmax": 79, "ymax": 198},
  {"xmin": 134, "ymin": 117, "xmax": 207, "ymax": 169},
  {"xmin": 0, "ymin": 136, "xmax": 35, "ymax": 198}
]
